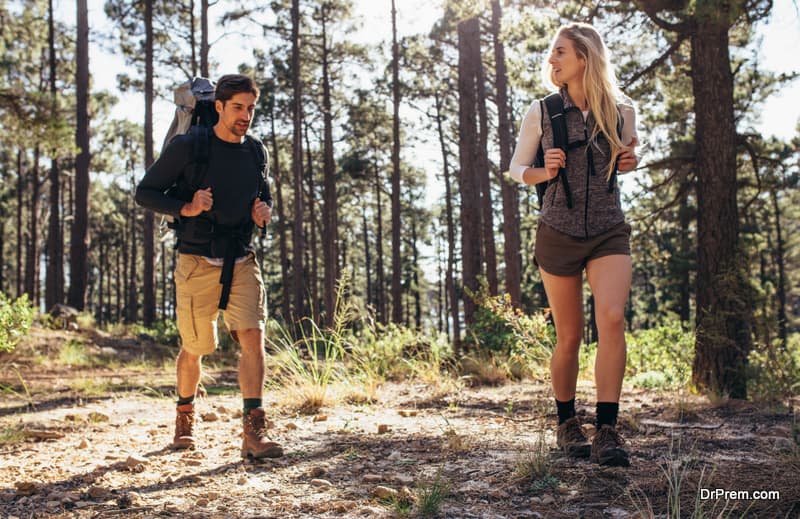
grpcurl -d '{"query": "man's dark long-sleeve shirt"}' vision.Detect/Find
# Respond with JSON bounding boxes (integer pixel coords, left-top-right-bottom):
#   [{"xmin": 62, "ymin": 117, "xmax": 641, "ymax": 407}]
[{"xmin": 135, "ymin": 132, "xmax": 272, "ymax": 257}]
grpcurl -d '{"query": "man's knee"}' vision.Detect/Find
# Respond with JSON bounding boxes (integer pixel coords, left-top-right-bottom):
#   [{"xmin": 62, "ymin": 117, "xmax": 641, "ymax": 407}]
[{"xmin": 236, "ymin": 328, "xmax": 264, "ymax": 349}]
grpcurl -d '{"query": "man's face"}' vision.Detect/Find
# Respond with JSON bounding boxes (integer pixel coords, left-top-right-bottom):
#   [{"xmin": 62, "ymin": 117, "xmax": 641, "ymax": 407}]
[{"xmin": 216, "ymin": 92, "xmax": 257, "ymax": 138}]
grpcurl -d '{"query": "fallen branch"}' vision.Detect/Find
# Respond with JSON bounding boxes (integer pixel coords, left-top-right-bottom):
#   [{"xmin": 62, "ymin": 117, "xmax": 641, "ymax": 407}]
[{"xmin": 639, "ymin": 419, "xmax": 724, "ymax": 430}]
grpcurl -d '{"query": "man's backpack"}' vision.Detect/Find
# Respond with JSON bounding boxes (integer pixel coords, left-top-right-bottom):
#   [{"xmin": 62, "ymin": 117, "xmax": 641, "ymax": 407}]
[
  {"xmin": 161, "ymin": 77, "xmax": 270, "ymax": 311},
  {"xmin": 161, "ymin": 77, "xmax": 268, "ymax": 212},
  {"xmin": 532, "ymin": 92, "xmax": 622, "ymax": 210}
]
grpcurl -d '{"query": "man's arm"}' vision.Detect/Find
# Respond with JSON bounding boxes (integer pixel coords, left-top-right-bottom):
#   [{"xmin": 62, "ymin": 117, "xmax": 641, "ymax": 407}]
[{"xmin": 134, "ymin": 136, "xmax": 193, "ymax": 217}]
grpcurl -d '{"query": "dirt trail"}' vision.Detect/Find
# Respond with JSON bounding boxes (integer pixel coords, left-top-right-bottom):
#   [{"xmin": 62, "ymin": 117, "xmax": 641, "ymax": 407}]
[{"xmin": 0, "ymin": 329, "xmax": 797, "ymax": 518}]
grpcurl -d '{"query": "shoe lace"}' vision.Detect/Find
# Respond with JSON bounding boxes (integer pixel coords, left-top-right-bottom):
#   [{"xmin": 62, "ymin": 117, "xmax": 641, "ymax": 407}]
[
  {"xmin": 563, "ymin": 418, "xmax": 587, "ymax": 443},
  {"xmin": 246, "ymin": 413, "xmax": 268, "ymax": 438},
  {"xmin": 596, "ymin": 426, "xmax": 624, "ymax": 448},
  {"xmin": 176, "ymin": 411, "xmax": 194, "ymax": 434}
]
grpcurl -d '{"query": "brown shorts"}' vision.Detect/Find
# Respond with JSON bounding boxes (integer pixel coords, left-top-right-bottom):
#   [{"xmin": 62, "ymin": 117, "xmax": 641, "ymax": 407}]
[
  {"xmin": 174, "ymin": 252, "xmax": 267, "ymax": 356},
  {"xmin": 534, "ymin": 221, "xmax": 631, "ymax": 277}
]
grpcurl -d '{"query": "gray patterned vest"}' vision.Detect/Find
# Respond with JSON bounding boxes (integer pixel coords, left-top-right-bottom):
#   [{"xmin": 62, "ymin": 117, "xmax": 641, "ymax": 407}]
[{"xmin": 539, "ymin": 92, "xmax": 625, "ymax": 239}]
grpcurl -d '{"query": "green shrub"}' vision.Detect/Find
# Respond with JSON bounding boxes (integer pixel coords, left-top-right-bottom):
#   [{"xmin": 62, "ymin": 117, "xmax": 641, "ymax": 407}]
[
  {"xmin": 130, "ymin": 319, "xmax": 180, "ymax": 346},
  {"xmin": 747, "ymin": 333, "xmax": 800, "ymax": 401},
  {"xmin": 625, "ymin": 321, "xmax": 694, "ymax": 389},
  {"xmin": 467, "ymin": 291, "xmax": 554, "ymax": 374},
  {"xmin": 0, "ymin": 294, "xmax": 35, "ymax": 353}
]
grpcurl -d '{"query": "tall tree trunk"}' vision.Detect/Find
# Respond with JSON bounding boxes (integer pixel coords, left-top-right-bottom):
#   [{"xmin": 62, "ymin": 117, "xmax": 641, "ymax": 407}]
[
  {"xmin": 46, "ymin": 0, "xmax": 63, "ymax": 310},
  {"xmin": 116, "ymin": 247, "xmax": 122, "ymax": 323},
  {"xmin": 25, "ymin": 148, "xmax": 41, "ymax": 303},
  {"xmin": 690, "ymin": 14, "xmax": 751, "ymax": 399},
  {"xmin": 68, "ymin": 0, "xmax": 90, "ymax": 310},
  {"xmin": 457, "ymin": 17, "xmax": 482, "ymax": 328},
  {"xmin": 269, "ymin": 104, "xmax": 291, "ymax": 322},
  {"xmin": 160, "ymin": 240, "xmax": 166, "ymax": 319},
  {"xmin": 411, "ymin": 214, "xmax": 421, "ymax": 329},
  {"xmin": 142, "ymin": 0, "xmax": 156, "ymax": 325},
  {"xmin": 678, "ymin": 184, "xmax": 691, "ymax": 323},
  {"xmin": 0, "ymin": 220, "xmax": 5, "ymax": 294},
  {"xmin": 200, "ymin": 0, "xmax": 209, "ymax": 77},
  {"xmin": 16, "ymin": 151, "xmax": 23, "ymax": 298},
  {"xmin": 769, "ymin": 181, "xmax": 787, "ymax": 347},
  {"xmin": 476, "ymin": 59, "xmax": 497, "ymax": 295},
  {"xmin": 434, "ymin": 91, "xmax": 460, "ymax": 353},
  {"xmin": 290, "ymin": 0, "xmax": 306, "ymax": 322},
  {"xmin": 374, "ymin": 162, "xmax": 386, "ymax": 323},
  {"xmin": 390, "ymin": 0, "xmax": 402, "ymax": 324},
  {"xmin": 491, "ymin": 0, "xmax": 521, "ymax": 307},
  {"xmin": 362, "ymin": 207, "xmax": 372, "ymax": 312},
  {"xmin": 189, "ymin": 0, "xmax": 197, "ymax": 77},
  {"xmin": 320, "ymin": 11, "xmax": 338, "ymax": 327},
  {"xmin": 304, "ymin": 122, "xmax": 320, "ymax": 320},
  {"xmin": 127, "ymin": 168, "xmax": 138, "ymax": 323}
]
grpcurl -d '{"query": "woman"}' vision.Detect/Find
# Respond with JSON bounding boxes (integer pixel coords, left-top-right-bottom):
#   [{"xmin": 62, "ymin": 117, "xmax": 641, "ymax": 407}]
[{"xmin": 509, "ymin": 23, "xmax": 639, "ymax": 467}]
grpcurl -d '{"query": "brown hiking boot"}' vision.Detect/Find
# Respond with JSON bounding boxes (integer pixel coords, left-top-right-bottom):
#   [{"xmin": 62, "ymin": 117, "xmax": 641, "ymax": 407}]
[
  {"xmin": 556, "ymin": 416, "xmax": 591, "ymax": 458},
  {"xmin": 171, "ymin": 403, "xmax": 196, "ymax": 450},
  {"xmin": 591, "ymin": 424, "xmax": 630, "ymax": 466},
  {"xmin": 242, "ymin": 408, "xmax": 283, "ymax": 459}
]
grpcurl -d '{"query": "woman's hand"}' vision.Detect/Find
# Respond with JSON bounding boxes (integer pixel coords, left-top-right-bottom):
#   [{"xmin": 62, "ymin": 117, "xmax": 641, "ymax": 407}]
[
  {"xmin": 543, "ymin": 148, "xmax": 565, "ymax": 180},
  {"xmin": 617, "ymin": 137, "xmax": 639, "ymax": 172}
]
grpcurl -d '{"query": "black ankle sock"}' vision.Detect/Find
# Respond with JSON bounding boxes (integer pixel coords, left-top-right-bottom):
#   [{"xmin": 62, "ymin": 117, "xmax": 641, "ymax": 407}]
[
  {"xmin": 596, "ymin": 402, "xmax": 619, "ymax": 427},
  {"xmin": 177, "ymin": 394, "xmax": 195, "ymax": 406},
  {"xmin": 243, "ymin": 398, "xmax": 263, "ymax": 413},
  {"xmin": 556, "ymin": 398, "xmax": 576, "ymax": 425}
]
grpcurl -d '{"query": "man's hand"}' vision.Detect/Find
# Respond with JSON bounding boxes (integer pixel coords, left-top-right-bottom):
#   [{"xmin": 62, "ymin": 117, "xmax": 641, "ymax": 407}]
[
  {"xmin": 180, "ymin": 187, "xmax": 213, "ymax": 217},
  {"xmin": 617, "ymin": 137, "xmax": 639, "ymax": 172},
  {"xmin": 252, "ymin": 199, "xmax": 271, "ymax": 228}
]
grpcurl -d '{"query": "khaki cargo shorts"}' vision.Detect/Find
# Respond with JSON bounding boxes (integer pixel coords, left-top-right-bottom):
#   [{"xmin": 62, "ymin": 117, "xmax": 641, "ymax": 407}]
[
  {"xmin": 174, "ymin": 252, "xmax": 267, "ymax": 356},
  {"xmin": 534, "ymin": 221, "xmax": 631, "ymax": 277}
]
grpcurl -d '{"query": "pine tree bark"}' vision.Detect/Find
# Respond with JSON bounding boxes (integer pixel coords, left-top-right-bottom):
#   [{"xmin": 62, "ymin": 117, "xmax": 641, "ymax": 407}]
[
  {"xmin": 491, "ymin": 0, "xmax": 521, "ymax": 307},
  {"xmin": 127, "ymin": 168, "xmax": 138, "ymax": 323},
  {"xmin": 362, "ymin": 208, "xmax": 372, "ymax": 312},
  {"xmin": 25, "ymin": 148, "xmax": 41, "ymax": 303},
  {"xmin": 269, "ymin": 103, "xmax": 291, "ymax": 322},
  {"xmin": 320, "ymin": 10, "xmax": 338, "ymax": 327},
  {"xmin": 142, "ymin": 0, "xmax": 156, "ymax": 325},
  {"xmin": 457, "ymin": 17, "xmax": 482, "ymax": 327},
  {"xmin": 46, "ymin": 0, "xmax": 63, "ymax": 310},
  {"xmin": 769, "ymin": 182, "xmax": 787, "ymax": 347},
  {"xmin": 68, "ymin": 0, "xmax": 90, "ymax": 310},
  {"xmin": 434, "ymin": 91, "xmax": 460, "ymax": 352},
  {"xmin": 476, "ymin": 58, "xmax": 497, "ymax": 295},
  {"xmin": 290, "ymin": 0, "xmax": 306, "ymax": 322},
  {"xmin": 390, "ymin": 0, "xmax": 402, "ymax": 324},
  {"xmin": 304, "ymin": 122, "xmax": 320, "ymax": 320},
  {"xmin": 200, "ymin": 0, "xmax": 210, "ymax": 77},
  {"xmin": 638, "ymin": 0, "xmax": 760, "ymax": 398},
  {"xmin": 374, "ymin": 162, "xmax": 386, "ymax": 324},
  {"xmin": 689, "ymin": 13, "xmax": 751, "ymax": 399},
  {"xmin": 16, "ymin": 151, "xmax": 23, "ymax": 299},
  {"xmin": 678, "ymin": 185, "xmax": 691, "ymax": 323},
  {"xmin": 189, "ymin": 0, "xmax": 197, "ymax": 77}
]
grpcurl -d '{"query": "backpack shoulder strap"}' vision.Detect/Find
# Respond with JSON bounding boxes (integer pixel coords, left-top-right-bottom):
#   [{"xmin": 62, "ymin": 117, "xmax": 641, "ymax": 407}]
[
  {"xmin": 187, "ymin": 125, "xmax": 212, "ymax": 191},
  {"xmin": 244, "ymin": 135, "xmax": 268, "ymax": 176},
  {"xmin": 543, "ymin": 92, "xmax": 567, "ymax": 151},
  {"xmin": 542, "ymin": 92, "xmax": 572, "ymax": 208}
]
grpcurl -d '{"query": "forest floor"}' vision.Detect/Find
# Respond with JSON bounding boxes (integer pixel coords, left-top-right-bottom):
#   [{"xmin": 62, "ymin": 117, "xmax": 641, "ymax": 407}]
[{"xmin": 0, "ymin": 327, "xmax": 798, "ymax": 519}]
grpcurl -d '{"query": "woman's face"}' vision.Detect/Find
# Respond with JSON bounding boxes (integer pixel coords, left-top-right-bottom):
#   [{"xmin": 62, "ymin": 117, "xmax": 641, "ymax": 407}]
[{"xmin": 548, "ymin": 35, "xmax": 586, "ymax": 87}]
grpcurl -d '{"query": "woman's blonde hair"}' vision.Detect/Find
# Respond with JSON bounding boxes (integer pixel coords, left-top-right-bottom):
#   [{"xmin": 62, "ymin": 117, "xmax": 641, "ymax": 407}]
[{"xmin": 542, "ymin": 23, "xmax": 624, "ymax": 180}]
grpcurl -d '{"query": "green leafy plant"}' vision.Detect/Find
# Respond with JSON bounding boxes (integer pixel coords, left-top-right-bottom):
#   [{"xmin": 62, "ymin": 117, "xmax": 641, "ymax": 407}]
[{"xmin": 0, "ymin": 294, "xmax": 35, "ymax": 353}]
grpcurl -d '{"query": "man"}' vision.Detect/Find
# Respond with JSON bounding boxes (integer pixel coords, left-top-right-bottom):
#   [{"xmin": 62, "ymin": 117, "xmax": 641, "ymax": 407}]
[{"xmin": 135, "ymin": 74, "xmax": 282, "ymax": 459}]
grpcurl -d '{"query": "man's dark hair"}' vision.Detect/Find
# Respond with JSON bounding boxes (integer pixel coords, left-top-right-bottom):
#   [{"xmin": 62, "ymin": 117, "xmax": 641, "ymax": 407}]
[{"xmin": 215, "ymin": 74, "xmax": 260, "ymax": 104}]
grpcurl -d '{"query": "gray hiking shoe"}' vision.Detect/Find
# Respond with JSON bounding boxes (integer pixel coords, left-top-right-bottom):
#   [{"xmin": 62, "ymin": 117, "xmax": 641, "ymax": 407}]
[{"xmin": 556, "ymin": 416, "xmax": 591, "ymax": 458}]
